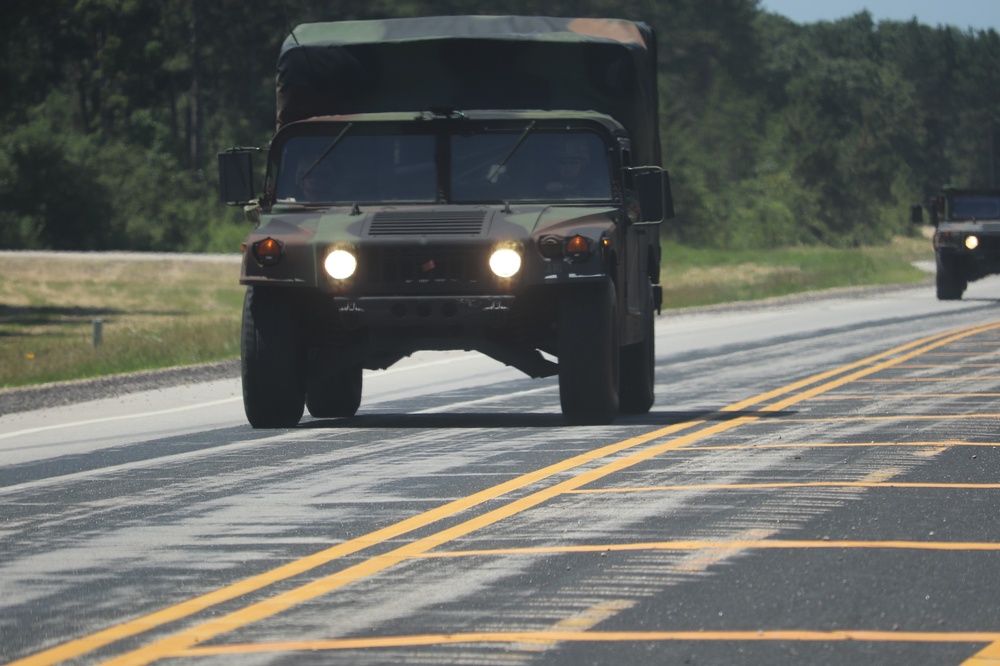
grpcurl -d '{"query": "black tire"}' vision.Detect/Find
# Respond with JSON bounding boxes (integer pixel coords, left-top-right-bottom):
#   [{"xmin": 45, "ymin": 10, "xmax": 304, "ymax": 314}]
[
  {"xmin": 619, "ymin": 282, "xmax": 655, "ymax": 415},
  {"xmin": 241, "ymin": 287, "xmax": 305, "ymax": 428},
  {"xmin": 936, "ymin": 256, "xmax": 966, "ymax": 300},
  {"xmin": 306, "ymin": 363, "xmax": 363, "ymax": 418},
  {"xmin": 558, "ymin": 280, "xmax": 620, "ymax": 425}
]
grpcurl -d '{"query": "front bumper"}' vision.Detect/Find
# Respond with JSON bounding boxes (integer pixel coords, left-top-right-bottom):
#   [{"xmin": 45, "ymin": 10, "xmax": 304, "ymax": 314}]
[{"xmin": 329, "ymin": 295, "xmax": 517, "ymax": 328}]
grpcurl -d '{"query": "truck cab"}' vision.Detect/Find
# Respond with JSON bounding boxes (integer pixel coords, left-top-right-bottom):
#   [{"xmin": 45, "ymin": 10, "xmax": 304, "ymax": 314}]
[{"xmin": 218, "ymin": 16, "xmax": 671, "ymax": 427}]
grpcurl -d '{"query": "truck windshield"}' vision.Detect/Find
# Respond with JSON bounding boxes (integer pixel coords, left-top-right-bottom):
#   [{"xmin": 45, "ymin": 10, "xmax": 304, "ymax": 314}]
[
  {"xmin": 951, "ymin": 196, "xmax": 1000, "ymax": 220},
  {"xmin": 275, "ymin": 134, "xmax": 437, "ymax": 204},
  {"xmin": 451, "ymin": 131, "xmax": 611, "ymax": 203},
  {"xmin": 273, "ymin": 130, "xmax": 612, "ymax": 205}
]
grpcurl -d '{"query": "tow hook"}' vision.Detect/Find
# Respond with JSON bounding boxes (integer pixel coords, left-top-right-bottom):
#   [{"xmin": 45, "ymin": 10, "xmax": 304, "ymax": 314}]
[
  {"xmin": 484, "ymin": 300, "xmax": 509, "ymax": 327},
  {"xmin": 338, "ymin": 301, "xmax": 365, "ymax": 329}
]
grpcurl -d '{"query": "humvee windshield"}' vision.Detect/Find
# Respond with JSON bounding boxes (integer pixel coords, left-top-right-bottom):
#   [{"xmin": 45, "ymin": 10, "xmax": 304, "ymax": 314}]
[
  {"xmin": 274, "ymin": 129, "xmax": 612, "ymax": 204},
  {"xmin": 950, "ymin": 195, "xmax": 1000, "ymax": 220}
]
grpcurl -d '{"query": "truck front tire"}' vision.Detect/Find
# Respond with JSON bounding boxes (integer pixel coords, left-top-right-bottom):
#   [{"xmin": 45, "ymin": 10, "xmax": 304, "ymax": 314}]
[
  {"xmin": 936, "ymin": 256, "xmax": 966, "ymax": 300},
  {"xmin": 619, "ymin": 282, "xmax": 655, "ymax": 414},
  {"xmin": 241, "ymin": 287, "xmax": 306, "ymax": 428},
  {"xmin": 558, "ymin": 280, "xmax": 620, "ymax": 425}
]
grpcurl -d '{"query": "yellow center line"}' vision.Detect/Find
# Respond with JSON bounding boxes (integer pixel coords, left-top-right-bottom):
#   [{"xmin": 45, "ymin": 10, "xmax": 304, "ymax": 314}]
[
  {"xmin": 11, "ymin": 322, "xmax": 999, "ymax": 666},
  {"xmin": 170, "ymin": 630, "xmax": 1000, "ymax": 656}
]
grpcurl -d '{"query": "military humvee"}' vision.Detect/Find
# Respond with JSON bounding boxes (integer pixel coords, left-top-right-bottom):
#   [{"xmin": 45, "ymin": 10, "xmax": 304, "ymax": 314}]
[
  {"xmin": 218, "ymin": 16, "xmax": 672, "ymax": 427},
  {"xmin": 917, "ymin": 187, "xmax": 1000, "ymax": 300}
]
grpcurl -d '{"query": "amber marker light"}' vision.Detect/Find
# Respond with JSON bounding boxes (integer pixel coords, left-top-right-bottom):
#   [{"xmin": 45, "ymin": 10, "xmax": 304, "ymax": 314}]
[
  {"xmin": 324, "ymin": 249, "xmax": 358, "ymax": 280},
  {"xmin": 252, "ymin": 238, "xmax": 282, "ymax": 266},
  {"xmin": 966, "ymin": 235, "xmax": 980, "ymax": 250},
  {"xmin": 566, "ymin": 235, "xmax": 590, "ymax": 256}
]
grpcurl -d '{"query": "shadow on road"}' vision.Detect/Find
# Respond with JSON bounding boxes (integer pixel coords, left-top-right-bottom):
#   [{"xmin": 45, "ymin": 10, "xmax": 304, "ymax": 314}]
[{"xmin": 300, "ymin": 409, "xmax": 794, "ymax": 430}]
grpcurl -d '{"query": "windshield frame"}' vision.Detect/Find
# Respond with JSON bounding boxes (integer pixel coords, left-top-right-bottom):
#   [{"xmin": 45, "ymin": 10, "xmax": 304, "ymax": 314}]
[{"xmin": 268, "ymin": 117, "xmax": 618, "ymax": 208}]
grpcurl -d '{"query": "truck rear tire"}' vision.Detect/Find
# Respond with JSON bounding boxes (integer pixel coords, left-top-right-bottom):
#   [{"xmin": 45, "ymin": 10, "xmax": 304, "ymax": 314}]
[
  {"xmin": 619, "ymin": 283, "xmax": 655, "ymax": 414},
  {"xmin": 306, "ymin": 363, "xmax": 362, "ymax": 418},
  {"xmin": 558, "ymin": 280, "xmax": 620, "ymax": 425},
  {"xmin": 241, "ymin": 287, "xmax": 306, "ymax": 428},
  {"xmin": 936, "ymin": 257, "xmax": 966, "ymax": 300}
]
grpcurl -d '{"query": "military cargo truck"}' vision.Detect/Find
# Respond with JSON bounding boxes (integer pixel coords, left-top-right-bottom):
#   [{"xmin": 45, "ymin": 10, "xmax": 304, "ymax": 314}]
[
  {"xmin": 218, "ymin": 16, "xmax": 672, "ymax": 427},
  {"xmin": 918, "ymin": 187, "xmax": 1000, "ymax": 300}
]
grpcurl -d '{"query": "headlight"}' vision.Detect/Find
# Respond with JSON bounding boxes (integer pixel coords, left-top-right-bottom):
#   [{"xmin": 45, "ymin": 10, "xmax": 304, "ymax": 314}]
[
  {"xmin": 966, "ymin": 235, "xmax": 979, "ymax": 250},
  {"xmin": 324, "ymin": 249, "xmax": 357, "ymax": 280},
  {"xmin": 489, "ymin": 248, "xmax": 521, "ymax": 278}
]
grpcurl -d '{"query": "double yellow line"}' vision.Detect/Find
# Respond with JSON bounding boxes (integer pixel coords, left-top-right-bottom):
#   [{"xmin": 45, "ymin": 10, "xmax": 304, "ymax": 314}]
[{"xmin": 14, "ymin": 321, "xmax": 1000, "ymax": 666}]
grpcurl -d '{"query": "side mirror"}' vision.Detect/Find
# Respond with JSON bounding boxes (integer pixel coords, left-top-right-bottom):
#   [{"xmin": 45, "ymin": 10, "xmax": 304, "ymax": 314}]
[
  {"xmin": 910, "ymin": 204, "xmax": 924, "ymax": 224},
  {"xmin": 217, "ymin": 149, "xmax": 257, "ymax": 205},
  {"xmin": 634, "ymin": 168, "xmax": 674, "ymax": 223},
  {"xmin": 930, "ymin": 196, "xmax": 943, "ymax": 226},
  {"xmin": 662, "ymin": 170, "xmax": 675, "ymax": 220}
]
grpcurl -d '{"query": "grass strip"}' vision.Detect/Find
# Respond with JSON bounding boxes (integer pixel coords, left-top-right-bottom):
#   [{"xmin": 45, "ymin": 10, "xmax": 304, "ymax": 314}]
[{"xmin": 0, "ymin": 237, "xmax": 933, "ymax": 389}]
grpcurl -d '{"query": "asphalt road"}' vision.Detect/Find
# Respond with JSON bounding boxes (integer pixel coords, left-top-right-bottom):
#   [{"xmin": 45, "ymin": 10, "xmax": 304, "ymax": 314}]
[{"xmin": 3, "ymin": 278, "xmax": 1000, "ymax": 665}]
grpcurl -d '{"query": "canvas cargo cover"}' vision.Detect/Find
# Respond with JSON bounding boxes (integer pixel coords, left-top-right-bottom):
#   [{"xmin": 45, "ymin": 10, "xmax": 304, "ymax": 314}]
[{"xmin": 276, "ymin": 15, "xmax": 661, "ymax": 165}]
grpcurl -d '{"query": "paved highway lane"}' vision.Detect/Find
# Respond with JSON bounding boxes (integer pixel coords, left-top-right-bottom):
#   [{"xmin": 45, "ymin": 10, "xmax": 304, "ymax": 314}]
[{"xmin": 3, "ymin": 279, "xmax": 1000, "ymax": 665}]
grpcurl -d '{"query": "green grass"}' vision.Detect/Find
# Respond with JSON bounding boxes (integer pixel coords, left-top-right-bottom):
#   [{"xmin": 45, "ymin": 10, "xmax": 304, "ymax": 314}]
[
  {"xmin": 0, "ymin": 256, "xmax": 244, "ymax": 389},
  {"xmin": 660, "ymin": 236, "xmax": 933, "ymax": 309},
  {"xmin": 0, "ymin": 237, "xmax": 934, "ymax": 389}
]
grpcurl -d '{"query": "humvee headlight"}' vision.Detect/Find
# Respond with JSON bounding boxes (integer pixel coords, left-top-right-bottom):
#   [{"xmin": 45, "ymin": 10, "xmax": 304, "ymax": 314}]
[
  {"xmin": 966, "ymin": 235, "xmax": 980, "ymax": 250},
  {"xmin": 489, "ymin": 248, "xmax": 521, "ymax": 278},
  {"xmin": 324, "ymin": 249, "xmax": 357, "ymax": 280}
]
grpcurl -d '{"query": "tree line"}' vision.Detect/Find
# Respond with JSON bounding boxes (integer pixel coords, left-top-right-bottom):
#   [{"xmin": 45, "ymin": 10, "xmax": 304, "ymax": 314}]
[{"xmin": 1, "ymin": 0, "xmax": 997, "ymax": 251}]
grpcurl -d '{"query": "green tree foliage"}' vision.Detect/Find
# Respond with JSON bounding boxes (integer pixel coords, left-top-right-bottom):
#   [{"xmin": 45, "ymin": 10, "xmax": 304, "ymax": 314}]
[{"xmin": 1, "ymin": 0, "xmax": 998, "ymax": 251}]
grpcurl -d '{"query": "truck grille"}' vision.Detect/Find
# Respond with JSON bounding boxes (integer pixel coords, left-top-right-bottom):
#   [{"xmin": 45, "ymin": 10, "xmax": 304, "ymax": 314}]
[
  {"xmin": 358, "ymin": 245, "xmax": 492, "ymax": 294},
  {"xmin": 367, "ymin": 211, "xmax": 488, "ymax": 236}
]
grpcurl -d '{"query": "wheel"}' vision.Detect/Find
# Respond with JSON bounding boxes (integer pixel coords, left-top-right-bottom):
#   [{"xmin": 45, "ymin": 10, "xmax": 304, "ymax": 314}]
[
  {"xmin": 558, "ymin": 280, "xmax": 620, "ymax": 425},
  {"xmin": 306, "ymin": 362, "xmax": 362, "ymax": 418},
  {"xmin": 935, "ymin": 256, "xmax": 966, "ymax": 300},
  {"xmin": 241, "ymin": 287, "xmax": 305, "ymax": 428},
  {"xmin": 619, "ymin": 282, "xmax": 655, "ymax": 414}
]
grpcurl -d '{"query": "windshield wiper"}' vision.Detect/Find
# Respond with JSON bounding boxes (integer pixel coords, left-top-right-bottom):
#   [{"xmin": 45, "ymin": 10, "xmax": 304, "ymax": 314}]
[
  {"xmin": 488, "ymin": 121, "xmax": 536, "ymax": 183},
  {"xmin": 301, "ymin": 122, "xmax": 353, "ymax": 180}
]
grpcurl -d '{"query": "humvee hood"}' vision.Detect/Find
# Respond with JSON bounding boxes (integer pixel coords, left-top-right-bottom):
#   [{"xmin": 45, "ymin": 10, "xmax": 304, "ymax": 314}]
[{"xmin": 261, "ymin": 204, "xmax": 617, "ymax": 244}]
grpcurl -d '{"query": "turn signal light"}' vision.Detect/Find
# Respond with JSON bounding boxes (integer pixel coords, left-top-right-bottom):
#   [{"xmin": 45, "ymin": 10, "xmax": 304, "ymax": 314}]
[
  {"xmin": 566, "ymin": 235, "xmax": 590, "ymax": 255},
  {"xmin": 252, "ymin": 238, "xmax": 282, "ymax": 266}
]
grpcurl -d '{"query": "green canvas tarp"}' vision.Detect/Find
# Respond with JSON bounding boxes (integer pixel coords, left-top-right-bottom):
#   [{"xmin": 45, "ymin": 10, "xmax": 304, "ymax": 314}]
[{"xmin": 276, "ymin": 15, "xmax": 661, "ymax": 165}]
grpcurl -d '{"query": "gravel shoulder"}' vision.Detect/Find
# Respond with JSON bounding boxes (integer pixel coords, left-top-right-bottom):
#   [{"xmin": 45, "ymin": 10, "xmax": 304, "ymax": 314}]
[{"xmin": 0, "ymin": 360, "xmax": 239, "ymax": 416}]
